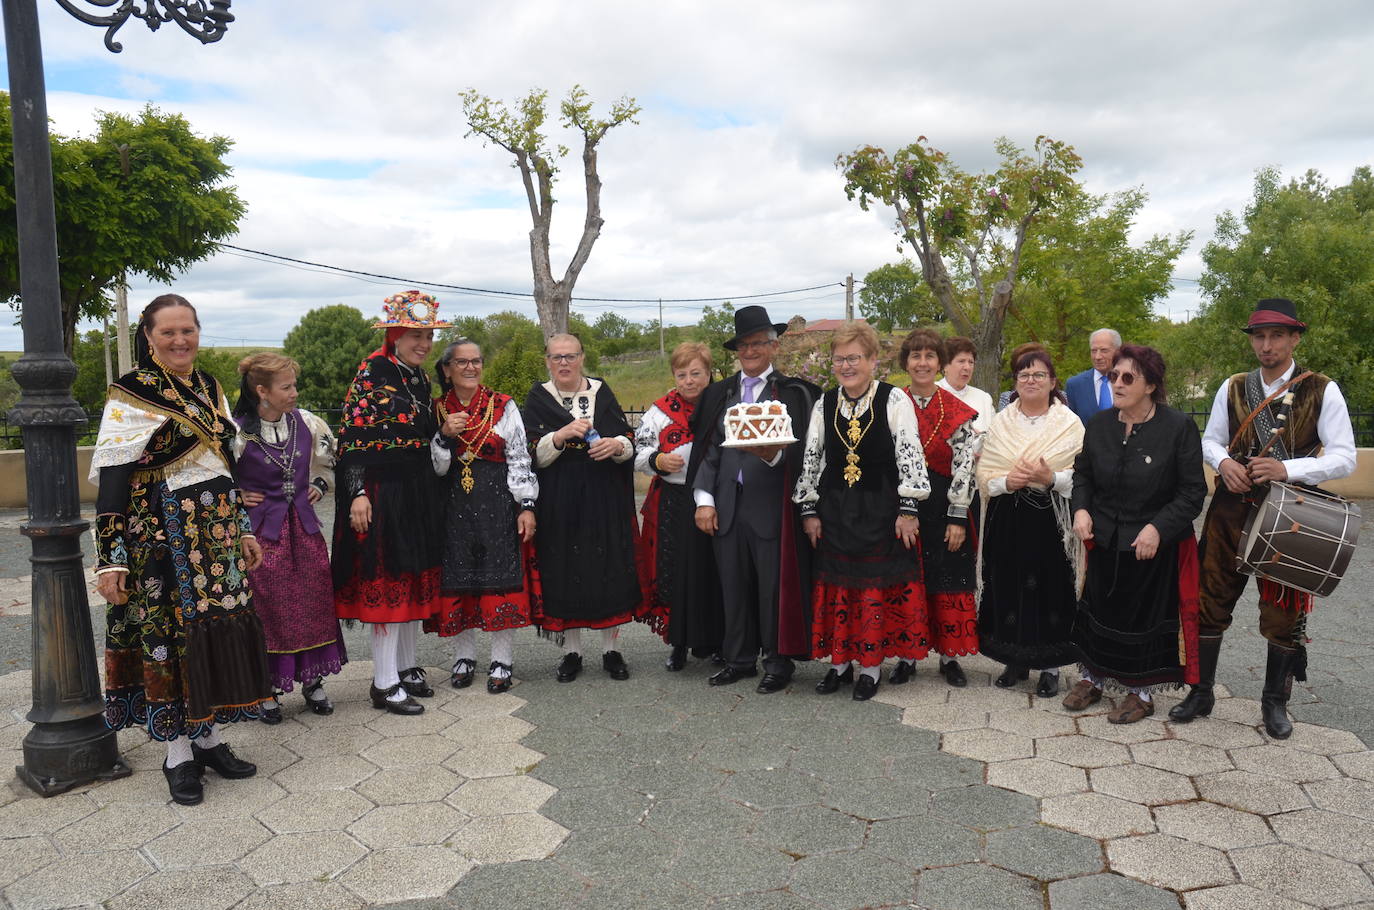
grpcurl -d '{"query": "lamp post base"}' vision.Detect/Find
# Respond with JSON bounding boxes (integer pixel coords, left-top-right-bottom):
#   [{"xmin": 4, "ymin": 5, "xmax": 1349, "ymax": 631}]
[{"xmin": 15, "ymin": 715, "xmax": 130, "ymax": 797}]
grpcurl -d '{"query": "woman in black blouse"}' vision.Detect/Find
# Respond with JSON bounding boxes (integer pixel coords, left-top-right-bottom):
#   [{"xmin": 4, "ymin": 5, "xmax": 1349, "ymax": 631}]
[{"xmin": 1062, "ymin": 345, "xmax": 1206, "ymax": 723}]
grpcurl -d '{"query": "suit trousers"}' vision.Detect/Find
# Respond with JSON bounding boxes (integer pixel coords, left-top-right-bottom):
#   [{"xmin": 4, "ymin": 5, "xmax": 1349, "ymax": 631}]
[{"xmin": 712, "ymin": 482, "xmax": 794, "ymax": 676}]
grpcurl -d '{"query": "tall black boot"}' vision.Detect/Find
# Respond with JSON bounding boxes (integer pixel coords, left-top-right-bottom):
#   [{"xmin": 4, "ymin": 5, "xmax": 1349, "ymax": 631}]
[
  {"xmin": 1261, "ymin": 642, "xmax": 1304, "ymax": 740},
  {"xmin": 1168, "ymin": 635, "xmax": 1222, "ymax": 723}
]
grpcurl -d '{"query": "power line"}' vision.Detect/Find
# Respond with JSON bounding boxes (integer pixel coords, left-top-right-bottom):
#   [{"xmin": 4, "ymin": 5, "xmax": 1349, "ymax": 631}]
[{"xmin": 215, "ymin": 243, "xmax": 842, "ymax": 304}]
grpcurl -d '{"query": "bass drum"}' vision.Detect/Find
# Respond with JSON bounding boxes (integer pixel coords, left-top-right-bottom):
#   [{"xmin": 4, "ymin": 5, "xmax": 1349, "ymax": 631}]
[{"xmin": 1237, "ymin": 482, "xmax": 1362, "ymax": 597}]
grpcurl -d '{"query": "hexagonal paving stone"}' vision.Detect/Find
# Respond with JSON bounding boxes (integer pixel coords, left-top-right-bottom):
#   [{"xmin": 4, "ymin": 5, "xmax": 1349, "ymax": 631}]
[
  {"xmin": 945, "ymin": 684, "xmax": 1034, "ymax": 712},
  {"xmin": 790, "ymin": 741, "xmax": 890, "ymax": 780},
  {"xmin": 1035, "ymin": 733, "xmax": 1131, "ymax": 768},
  {"xmin": 1041, "ymin": 791, "xmax": 1156, "ymax": 839},
  {"xmin": 444, "ymin": 860, "xmax": 588, "ymax": 910},
  {"xmin": 442, "ymin": 690, "xmax": 526, "ymax": 718},
  {"xmin": 0, "ymin": 836, "xmax": 59, "ymax": 890},
  {"xmin": 887, "ymin": 750, "xmax": 984, "ymax": 790},
  {"xmin": 358, "ymin": 733, "xmax": 457, "ymax": 768},
  {"xmin": 230, "ymin": 881, "xmax": 363, "ymax": 910},
  {"xmin": 239, "ymin": 831, "xmax": 368, "ymax": 887},
  {"xmin": 547, "ymin": 825, "xmax": 679, "ymax": 878},
  {"xmin": 540, "ymin": 784, "xmax": 653, "ymax": 829},
  {"xmin": 1308, "ymin": 777, "xmax": 1374, "ymax": 821},
  {"xmin": 986, "ymin": 757, "xmax": 1088, "ymax": 798},
  {"xmin": 144, "ymin": 816, "xmax": 273, "ymax": 870},
  {"xmin": 1154, "ymin": 801, "xmax": 1275, "ymax": 850},
  {"xmin": 1269, "ymin": 808, "xmax": 1374, "ymax": 864},
  {"xmin": 448, "ymin": 811, "xmax": 568, "ymax": 863},
  {"xmin": 985, "ymin": 824, "xmax": 1103, "ymax": 880},
  {"xmin": 272, "ymin": 754, "xmax": 378, "ymax": 793},
  {"xmin": 104, "ymin": 867, "xmax": 254, "ymax": 910},
  {"xmin": 52, "ymin": 799, "xmax": 179, "ymax": 852},
  {"xmin": 1090, "ymin": 763, "xmax": 1197, "ymax": 806},
  {"xmin": 901, "ymin": 704, "xmax": 988, "ymax": 733},
  {"xmin": 338, "ymin": 844, "xmax": 472, "ymax": 904},
  {"xmin": 1231, "ymin": 744, "xmax": 1342, "ymax": 782},
  {"xmin": 1076, "ymin": 712, "xmax": 1168, "ymax": 744},
  {"xmin": 941, "ymin": 727, "xmax": 1034, "ymax": 762},
  {"xmin": 665, "ymin": 836, "xmax": 793, "ymax": 897},
  {"xmin": 3, "ymin": 849, "xmax": 152, "ymax": 910},
  {"xmin": 1170, "ymin": 717, "xmax": 1267, "ymax": 749},
  {"xmin": 695, "ymin": 736, "xmax": 795, "ymax": 772},
  {"xmin": 789, "ymin": 850, "xmax": 916, "ymax": 908},
  {"xmin": 366, "ymin": 704, "xmax": 458, "ymax": 737},
  {"xmin": 1130, "ymin": 738, "xmax": 1234, "ymax": 776},
  {"xmin": 80, "ymin": 768, "xmax": 171, "ymax": 809},
  {"xmin": 347, "ymin": 801, "xmax": 469, "ymax": 849},
  {"xmin": 443, "ymin": 742, "xmax": 545, "ymax": 779},
  {"xmin": 822, "ymin": 776, "xmax": 931, "ymax": 821},
  {"xmin": 868, "ymin": 814, "xmax": 982, "ymax": 868},
  {"xmin": 357, "ymin": 764, "xmax": 465, "ymax": 806},
  {"xmin": 440, "ymin": 714, "xmax": 535, "ymax": 745},
  {"xmin": 253, "ymin": 789, "xmax": 374, "ymax": 834},
  {"xmin": 843, "ymin": 720, "xmax": 941, "ymax": 755},
  {"xmin": 917, "ymin": 862, "xmax": 1041, "ymax": 910},
  {"xmin": 1048, "ymin": 873, "xmax": 1183, "ymax": 910},
  {"xmin": 1333, "ymin": 751, "xmax": 1374, "ymax": 782},
  {"xmin": 1183, "ymin": 884, "xmax": 1313, "ymax": 910},
  {"xmin": 1232, "ymin": 843, "xmax": 1374, "ymax": 906},
  {"xmin": 282, "ymin": 723, "xmax": 381, "ymax": 759},
  {"xmin": 1106, "ymin": 833, "xmax": 1235, "ymax": 890},
  {"xmin": 987, "ymin": 707, "xmax": 1078, "ymax": 739},
  {"xmin": 1284, "ymin": 723, "xmax": 1368, "ymax": 756},
  {"xmin": 0, "ymin": 789, "xmax": 96, "ymax": 836},
  {"xmin": 447, "ymin": 774, "xmax": 556, "ymax": 816},
  {"xmin": 622, "ymin": 759, "xmax": 729, "ymax": 798},
  {"xmin": 643, "ymin": 795, "xmax": 758, "ymax": 842},
  {"xmin": 1196, "ymin": 769, "xmax": 1310, "ymax": 815},
  {"xmin": 929, "ymin": 785, "xmax": 1039, "ymax": 831},
  {"xmin": 755, "ymin": 805, "xmax": 865, "ymax": 856},
  {"xmin": 720, "ymin": 768, "xmax": 825, "ymax": 810}
]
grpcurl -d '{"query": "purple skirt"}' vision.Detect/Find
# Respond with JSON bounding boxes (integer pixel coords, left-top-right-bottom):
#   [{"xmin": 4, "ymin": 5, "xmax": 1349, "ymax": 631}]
[{"xmin": 249, "ymin": 506, "xmax": 347, "ymax": 691}]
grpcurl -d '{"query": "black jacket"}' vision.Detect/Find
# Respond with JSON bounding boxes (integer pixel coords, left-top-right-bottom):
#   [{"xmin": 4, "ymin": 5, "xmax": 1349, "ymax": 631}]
[{"xmin": 1070, "ymin": 404, "xmax": 1206, "ymax": 550}]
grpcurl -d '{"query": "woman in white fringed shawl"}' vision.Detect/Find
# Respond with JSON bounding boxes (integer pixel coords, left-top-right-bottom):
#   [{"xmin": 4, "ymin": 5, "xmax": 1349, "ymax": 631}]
[{"xmin": 974, "ymin": 343, "xmax": 1085, "ymax": 700}]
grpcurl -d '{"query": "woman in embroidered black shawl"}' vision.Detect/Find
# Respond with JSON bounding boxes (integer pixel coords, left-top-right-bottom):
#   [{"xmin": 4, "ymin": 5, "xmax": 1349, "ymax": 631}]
[
  {"xmin": 91, "ymin": 294, "xmax": 271, "ymax": 806},
  {"xmin": 331, "ymin": 291, "xmax": 447, "ymax": 715},
  {"xmin": 524, "ymin": 333, "xmax": 642, "ymax": 682}
]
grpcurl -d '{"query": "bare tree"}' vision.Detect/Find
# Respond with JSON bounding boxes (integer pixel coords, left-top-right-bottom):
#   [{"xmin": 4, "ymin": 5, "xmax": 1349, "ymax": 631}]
[{"xmin": 461, "ymin": 86, "xmax": 641, "ymax": 339}]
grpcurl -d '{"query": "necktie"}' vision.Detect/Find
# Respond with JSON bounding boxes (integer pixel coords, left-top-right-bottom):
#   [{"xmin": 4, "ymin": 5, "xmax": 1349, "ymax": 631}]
[
  {"xmin": 1097, "ymin": 372, "xmax": 1111, "ymax": 411},
  {"xmin": 737, "ymin": 376, "xmax": 763, "ymax": 483}
]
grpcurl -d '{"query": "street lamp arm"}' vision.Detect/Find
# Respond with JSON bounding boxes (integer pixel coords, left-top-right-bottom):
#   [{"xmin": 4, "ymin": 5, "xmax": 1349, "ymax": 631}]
[{"xmin": 53, "ymin": 0, "xmax": 232, "ymax": 53}]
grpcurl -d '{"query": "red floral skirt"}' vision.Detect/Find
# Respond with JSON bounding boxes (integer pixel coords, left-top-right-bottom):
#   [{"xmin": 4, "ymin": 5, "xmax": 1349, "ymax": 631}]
[
  {"xmin": 335, "ymin": 566, "xmax": 441, "ymax": 624},
  {"xmin": 811, "ymin": 580, "xmax": 932, "ymax": 667},
  {"xmin": 929, "ymin": 591, "xmax": 979, "ymax": 657}
]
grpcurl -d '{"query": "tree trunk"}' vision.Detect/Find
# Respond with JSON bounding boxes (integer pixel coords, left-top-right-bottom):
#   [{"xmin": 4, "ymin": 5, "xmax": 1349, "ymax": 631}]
[{"xmin": 971, "ymin": 281, "xmax": 1013, "ymax": 395}]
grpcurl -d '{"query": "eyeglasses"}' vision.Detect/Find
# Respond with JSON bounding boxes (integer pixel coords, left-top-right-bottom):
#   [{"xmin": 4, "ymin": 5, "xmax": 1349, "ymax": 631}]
[
  {"xmin": 831, "ymin": 354, "xmax": 866, "ymax": 367},
  {"xmin": 447, "ymin": 358, "xmax": 483, "ymax": 369},
  {"xmin": 1016, "ymin": 371, "xmax": 1050, "ymax": 383},
  {"xmin": 546, "ymin": 353, "xmax": 582, "ymax": 364},
  {"xmin": 1107, "ymin": 370, "xmax": 1137, "ymax": 385},
  {"xmin": 736, "ymin": 339, "xmax": 776, "ymax": 352}
]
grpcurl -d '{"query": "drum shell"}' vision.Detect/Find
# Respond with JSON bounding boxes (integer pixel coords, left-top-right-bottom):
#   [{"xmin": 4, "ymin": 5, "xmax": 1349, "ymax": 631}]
[{"xmin": 1237, "ymin": 482, "xmax": 1362, "ymax": 597}]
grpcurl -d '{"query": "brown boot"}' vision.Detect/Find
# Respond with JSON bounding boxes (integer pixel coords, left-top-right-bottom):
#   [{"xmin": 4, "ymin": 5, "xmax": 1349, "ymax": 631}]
[
  {"xmin": 1109, "ymin": 692, "xmax": 1155, "ymax": 725},
  {"xmin": 1062, "ymin": 679, "xmax": 1103, "ymax": 711}
]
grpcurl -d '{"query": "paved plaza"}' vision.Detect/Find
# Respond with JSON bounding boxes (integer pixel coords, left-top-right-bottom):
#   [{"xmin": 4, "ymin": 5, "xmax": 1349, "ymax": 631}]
[{"xmin": 1, "ymin": 502, "xmax": 1373, "ymax": 909}]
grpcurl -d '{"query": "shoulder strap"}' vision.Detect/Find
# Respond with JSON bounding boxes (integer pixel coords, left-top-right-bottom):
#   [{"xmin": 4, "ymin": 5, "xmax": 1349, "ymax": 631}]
[{"xmin": 1228, "ymin": 370, "xmax": 1314, "ymax": 454}]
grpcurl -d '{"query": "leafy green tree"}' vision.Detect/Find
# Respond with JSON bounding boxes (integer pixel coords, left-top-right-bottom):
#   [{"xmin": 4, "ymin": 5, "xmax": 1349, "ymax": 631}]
[
  {"xmin": 460, "ymin": 86, "xmax": 640, "ymax": 338},
  {"xmin": 0, "ymin": 96, "xmax": 246, "ymax": 354},
  {"xmin": 1173, "ymin": 166, "xmax": 1374, "ymax": 409},
  {"xmin": 479, "ymin": 311, "xmax": 546, "ymax": 399},
  {"xmin": 859, "ymin": 260, "xmax": 943, "ymax": 332},
  {"xmin": 837, "ymin": 136, "xmax": 1082, "ymax": 392},
  {"xmin": 696, "ymin": 302, "xmax": 736, "ymax": 379},
  {"xmin": 282, "ymin": 305, "xmax": 378, "ymax": 410}
]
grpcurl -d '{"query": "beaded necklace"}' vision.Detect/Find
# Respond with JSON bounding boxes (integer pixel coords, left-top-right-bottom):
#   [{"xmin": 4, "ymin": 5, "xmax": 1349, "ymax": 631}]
[
  {"xmin": 911, "ymin": 387, "xmax": 946, "ymax": 451},
  {"xmin": 437, "ymin": 387, "xmax": 498, "ymax": 494},
  {"xmin": 151, "ymin": 356, "xmax": 225, "ymax": 446}
]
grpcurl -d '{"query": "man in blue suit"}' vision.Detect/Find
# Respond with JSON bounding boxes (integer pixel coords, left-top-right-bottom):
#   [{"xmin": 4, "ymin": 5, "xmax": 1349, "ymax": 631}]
[{"xmin": 1064, "ymin": 328, "xmax": 1121, "ymax": 421}]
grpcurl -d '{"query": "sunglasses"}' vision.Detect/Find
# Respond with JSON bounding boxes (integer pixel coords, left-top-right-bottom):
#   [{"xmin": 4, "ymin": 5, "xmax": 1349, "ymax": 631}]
[{"xmin": 1107, "ymin": 369, "xmax": 1138, "ymax": 385}]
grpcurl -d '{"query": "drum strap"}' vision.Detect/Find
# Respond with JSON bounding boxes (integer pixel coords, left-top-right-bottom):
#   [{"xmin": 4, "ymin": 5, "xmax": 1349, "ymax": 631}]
[{"xmin": 1228, "ymin": 370, "xmax": 1314, "ymax": 459}]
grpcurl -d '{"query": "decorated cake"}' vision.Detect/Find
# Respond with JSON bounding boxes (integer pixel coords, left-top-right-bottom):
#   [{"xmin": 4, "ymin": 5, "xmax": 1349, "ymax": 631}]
[{"xmin": 722, "ymin": 400, "xmax": 797, "ymax": 446}]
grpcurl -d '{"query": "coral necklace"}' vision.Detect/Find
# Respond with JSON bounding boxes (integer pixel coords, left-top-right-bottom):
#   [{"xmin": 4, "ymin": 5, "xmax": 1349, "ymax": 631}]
[{"xmin": 438, "ymin": 387, "xmax": 497, "ymax": 494}]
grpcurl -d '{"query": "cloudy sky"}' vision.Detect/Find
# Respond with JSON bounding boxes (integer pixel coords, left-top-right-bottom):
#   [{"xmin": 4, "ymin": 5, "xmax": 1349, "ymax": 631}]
[{"xmin": 3, "ymin": 0, "xmax": 1372, "ymax": 350}]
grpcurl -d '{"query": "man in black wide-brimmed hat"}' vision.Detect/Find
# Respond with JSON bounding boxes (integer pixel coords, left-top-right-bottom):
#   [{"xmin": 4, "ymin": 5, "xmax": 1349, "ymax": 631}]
[
  {"xmin": 687, "ymin": 306, "xmax": 821, "ymax": 693},
  {"xmin": 1172, "ymin": 297, "xmax": 1356, "ymax": 738}
]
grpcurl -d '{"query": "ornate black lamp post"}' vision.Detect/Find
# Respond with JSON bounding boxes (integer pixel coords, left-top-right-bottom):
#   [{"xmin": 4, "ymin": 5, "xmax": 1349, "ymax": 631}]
[{"xmin": 3, "ymin": 0, "xmax": 233, "ymax": 796}]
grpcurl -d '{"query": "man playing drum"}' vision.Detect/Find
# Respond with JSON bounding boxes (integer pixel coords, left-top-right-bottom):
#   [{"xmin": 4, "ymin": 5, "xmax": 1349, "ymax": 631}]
[{"xmin": 1172, "ymin": 298, "xmax": 1357, "ymax": 738}]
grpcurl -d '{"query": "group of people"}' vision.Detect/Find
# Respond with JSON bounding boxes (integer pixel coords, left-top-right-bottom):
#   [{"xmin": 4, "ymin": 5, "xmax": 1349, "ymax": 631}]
[{"xmin": 89, "ymin": 291, "xmax": 1357, "ymax": 807}]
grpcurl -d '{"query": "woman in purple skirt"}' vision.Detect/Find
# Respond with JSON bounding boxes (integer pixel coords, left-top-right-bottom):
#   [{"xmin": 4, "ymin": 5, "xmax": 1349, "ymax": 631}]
[{"xmin": 234, "ymin": 352, "xmax": 348, "ymax": 722}]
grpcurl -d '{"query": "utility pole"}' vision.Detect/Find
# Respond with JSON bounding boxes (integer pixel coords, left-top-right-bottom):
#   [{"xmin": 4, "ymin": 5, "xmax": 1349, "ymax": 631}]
[
  {"xmin": 114, "ymin": 145, "xmax": 131, "ymax": 374},
  {"xmin": 102, "ymin": 317, "xmax": 112, "ymax": 386},
  {"xmin": 658, "ymin": 298, "xmax": 664, "ymax": 357},
  {"xmin": 844, "ymin": 273, "xmax": 854, "ymax": 320}
]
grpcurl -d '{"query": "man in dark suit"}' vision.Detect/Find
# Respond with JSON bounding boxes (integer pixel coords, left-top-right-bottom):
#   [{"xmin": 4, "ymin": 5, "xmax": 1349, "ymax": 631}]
[
  {"xmin": 1064, "ymin": 328, "xmax": 1121, "ymax": 421},
  {"xmin": 688, "ymin": 306, "xmax": 820, "ymax": 694}
]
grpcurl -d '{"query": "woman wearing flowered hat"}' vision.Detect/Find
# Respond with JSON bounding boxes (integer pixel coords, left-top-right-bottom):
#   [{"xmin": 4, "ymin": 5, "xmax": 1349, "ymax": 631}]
[{"xmin": 332, "ymin": 291, "xmax": 447, "ymax": 715}]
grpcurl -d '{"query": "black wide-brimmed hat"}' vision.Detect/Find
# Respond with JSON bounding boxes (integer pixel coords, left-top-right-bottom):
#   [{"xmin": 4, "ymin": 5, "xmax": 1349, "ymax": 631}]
[
  {"xmin": 1243, "ymin": 298, "xmax": 1307, "ymax": 333},
  {"xmin": 723, "ymin": 305, "xmax": 789, "ymax": 351}
]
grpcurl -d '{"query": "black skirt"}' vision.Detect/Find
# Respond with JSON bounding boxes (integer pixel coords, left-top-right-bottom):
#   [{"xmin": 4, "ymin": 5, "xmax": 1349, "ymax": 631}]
[
  {"xmin": 1071, "ymin": 542, "xmax": 1185, "ymax": 690},
  {"xmin": 655, "ymin": 481, "xmax": 724, "ymax": 652}
]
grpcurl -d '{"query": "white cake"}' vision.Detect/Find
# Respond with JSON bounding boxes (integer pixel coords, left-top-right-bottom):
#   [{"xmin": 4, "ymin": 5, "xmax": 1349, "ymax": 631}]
[{"xmin": 723, "ymin": 400, "xmax": 796, "ymax": 445}]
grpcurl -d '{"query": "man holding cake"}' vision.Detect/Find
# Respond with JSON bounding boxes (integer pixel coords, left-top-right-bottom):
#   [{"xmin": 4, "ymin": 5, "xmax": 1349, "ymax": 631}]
[{"xmin": 689, "ymin": 306, "xmax": 821, "ymax": 693}]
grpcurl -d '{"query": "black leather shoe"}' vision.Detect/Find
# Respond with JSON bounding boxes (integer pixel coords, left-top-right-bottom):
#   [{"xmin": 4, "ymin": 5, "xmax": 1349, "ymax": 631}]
[
  {"xmin": 995, "ymin": 665, "xmax": 1029, "ymax": 688},
  {"xmin": 710, "ymin": 653, "xmax": 728, "ymax": 666},
  {"xmin": 1035, "ymin": 672, "xmax": 1060, "ymax": 698},
  {"xmin": 816, "ymin": 664, "xmax": 854, "ymax": 694},
  {"xmin": 259, "ymin": 692, "xmax": 282, "ymax": 725},
  {"xmin": 191, "ymin": 742, "xmax": 257, "ymax": 779},
  {"xmin": 665, "ymin": 646, "xmax": 687, "ymax": 671},
  {"xmin": 852, "ymin": 674, "xmax": 879, "ymax": 701},
  {"xmin": 603, "ymin": 650, "xmax": 630, "ymax": 681},
  {"xmin": 889, "ymin": 661, "xmax": 915, "ymax": 685},
  {"xmin": 709, "ymin": 665, "xmax": 758, "ymax": 686},
  {"xmin": 940, "ymin": 660, "xmax": 968, "ymax": 688},
  {"xmin": 302, "ymin": 679, "xmax": 333, "ymax": 716},
  {"xmin": 163, "ymin": 759, "xmax": 203, "ymax": 806},
  {"xmin": 557, "ymin": 652, "xmax": 583, "ymax": 683},
  {"xmin": 487, "ymin": 661, "xmax": 513, "ymax": 694},
  {"xmin": 399, "ymin": 667, "xmax": 434, "ymax": 698},
  {"xmin": 756, "ymin": 672, "xmax": 792, "ymax": 694},
  {"xmin": 370, "ymin": 683, "xmax": 424, "ymax": 715},
  {"xmin": 451, "ymin": 658, "xmax": 476, "ymax": 689}
]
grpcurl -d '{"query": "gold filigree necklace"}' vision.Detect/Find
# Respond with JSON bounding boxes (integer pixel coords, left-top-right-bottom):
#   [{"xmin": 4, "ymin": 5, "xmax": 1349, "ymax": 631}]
[
  {"xmin": 437, "ymin": 390, "xmax": 497, "ymax": 494},
  {"xmin": 833, "ymin": 383, "xmax": 877, "ymax": 487}
]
